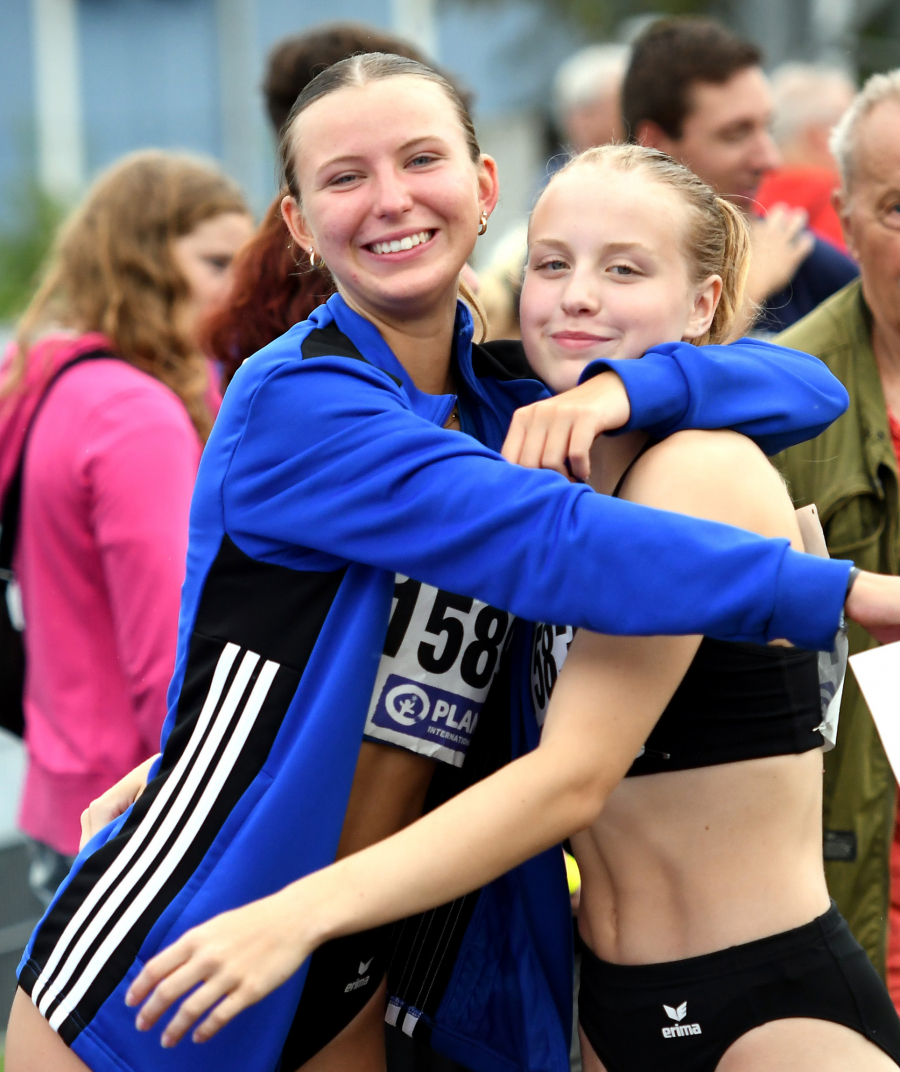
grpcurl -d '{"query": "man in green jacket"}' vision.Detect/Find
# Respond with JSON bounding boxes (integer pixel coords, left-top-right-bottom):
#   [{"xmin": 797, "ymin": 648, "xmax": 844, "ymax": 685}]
[{"xmin": 775, "ymin": 70, "xmax": 900, "ymax": 986}]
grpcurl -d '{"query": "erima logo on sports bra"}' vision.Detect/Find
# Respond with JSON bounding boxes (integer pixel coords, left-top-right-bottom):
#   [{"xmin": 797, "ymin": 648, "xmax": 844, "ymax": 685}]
[
  {"xmin": 344, "ymin": 958, "xmax": 375, "ymax": 993},
  {"xmin": 662, "ymin": 1002, "xmax": 702, "ymax": 1038}
]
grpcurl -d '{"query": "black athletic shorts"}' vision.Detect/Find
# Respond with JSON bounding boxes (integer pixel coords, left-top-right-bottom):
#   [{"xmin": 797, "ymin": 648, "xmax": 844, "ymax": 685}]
[
  {"xmin": 579, "ymin": 902, "xmax": 900, "ymax": 1072},
  {"xmin": 277, "ymin": 924, "xmax": 390, "ymax": 1070}
]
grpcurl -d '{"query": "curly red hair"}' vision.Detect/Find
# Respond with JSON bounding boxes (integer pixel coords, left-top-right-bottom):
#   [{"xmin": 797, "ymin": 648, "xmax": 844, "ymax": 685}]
[{"xmin": 200, "ymin": 195, "xmax": 334, "ymax": 389}]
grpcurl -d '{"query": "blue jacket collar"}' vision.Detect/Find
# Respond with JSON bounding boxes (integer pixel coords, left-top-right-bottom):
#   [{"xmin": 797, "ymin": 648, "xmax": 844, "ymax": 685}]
[{"xmin": 319, "ymin": 292, "xmax": 484, "ymax": 426}]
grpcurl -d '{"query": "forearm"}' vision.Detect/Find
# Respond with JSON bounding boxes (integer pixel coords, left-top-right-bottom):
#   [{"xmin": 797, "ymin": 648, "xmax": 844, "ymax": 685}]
[
  {"xmin": 845, "ymin": 570, "xmax": 900, "ymax": 644},
  {"xmin": 233, "ymin": 360, "xmax": 852, "ymax": 647},
  {"xmin": 121, "ymin": 757, "xmax": 582, "ymax": 1048},
  {"xmin": 277, "ymin": 745, "xmax": 601, "ymax": 950},
  {"xmin": 275, "ymin": 628, "xmax": 696, "ymax": 947},
  {"xmin": 581, "ymin": 338, "xmax": 848, "ymax": 453}
]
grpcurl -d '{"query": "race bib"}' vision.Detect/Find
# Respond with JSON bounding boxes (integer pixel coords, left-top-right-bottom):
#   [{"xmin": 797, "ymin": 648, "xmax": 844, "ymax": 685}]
[
  {"xmin": 531, "ymin": 622, "xmax": 575, "ymax": 726},
  {"xmin": 364, "ymin": 576, "xmax": 511, "ymax": 767}
]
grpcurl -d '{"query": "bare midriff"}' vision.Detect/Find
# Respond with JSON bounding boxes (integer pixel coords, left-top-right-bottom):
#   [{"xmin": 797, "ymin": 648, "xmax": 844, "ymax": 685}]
[{"xmin": 572, "ymin": 749, "xmax": 830, "ymax": 966}]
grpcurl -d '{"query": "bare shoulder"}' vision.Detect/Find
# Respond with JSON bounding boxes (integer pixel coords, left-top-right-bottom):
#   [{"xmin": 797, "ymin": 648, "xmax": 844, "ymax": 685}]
[{"xmin": 621, "ymin": 430, "xmax": 802, "ymax": 547}]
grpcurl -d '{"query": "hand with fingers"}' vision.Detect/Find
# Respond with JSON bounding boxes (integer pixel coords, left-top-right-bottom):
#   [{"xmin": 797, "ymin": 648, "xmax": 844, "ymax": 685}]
[
  {"xmin": 501, "ymin": 370, "xmax": 630, "ymax": 482},
  {"xmin": 845, "ymin": 571, "xmax": 900, "ymax": 645},
  {"xmin": 80, "ymin": 754, "xmax": 159, "ymax": 850},
  {"xmin": 125, "ymin": 888, "xmax": 310, "ymax": 1048},
  {"xmin": 747, "ymin": 205, "xmax": 816, "ymax": 305}
]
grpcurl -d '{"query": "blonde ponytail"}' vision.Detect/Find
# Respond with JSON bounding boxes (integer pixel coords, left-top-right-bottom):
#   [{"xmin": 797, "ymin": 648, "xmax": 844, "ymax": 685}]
[
  {"xmin": 699, "ymin": 197, "xmax": 751, "ymax": 345},
  {"xmin": 459, "ymin": 273, "xmax": 488, "ymax": 343}
]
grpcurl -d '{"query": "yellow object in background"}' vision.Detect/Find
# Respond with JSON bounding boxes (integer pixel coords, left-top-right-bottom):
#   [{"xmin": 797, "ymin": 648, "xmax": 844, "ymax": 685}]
[{"xmin": 564, "ymin": 850, "xmax": 581, "ymax": 896}]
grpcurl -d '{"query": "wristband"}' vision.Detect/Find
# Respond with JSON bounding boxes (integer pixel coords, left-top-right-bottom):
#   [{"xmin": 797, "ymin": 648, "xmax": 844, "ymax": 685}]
[{"xmin": 838, "ymin": 566, "xmax": 861, "ymax": 634}]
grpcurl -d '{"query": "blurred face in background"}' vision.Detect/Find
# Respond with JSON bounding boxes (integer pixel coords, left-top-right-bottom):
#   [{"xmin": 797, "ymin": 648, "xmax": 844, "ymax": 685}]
[
  {"xmin": 642, "ymin": 66, "xmax": 780, "ymax": 207},
  {"xmin": 837, "ymin": 99, "xmax": 900, "ymax": 336},
  {"xmin": 563, "ymin": 86, "xmax": 624, "ymax": 152},
  {"xmin": 172, "ymin": 212, "xmax": 254, "ymax": 338}
]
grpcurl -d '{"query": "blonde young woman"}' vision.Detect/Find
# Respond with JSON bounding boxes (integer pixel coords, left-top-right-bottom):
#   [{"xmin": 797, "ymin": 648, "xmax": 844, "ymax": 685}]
[
  {"xmin": 0, "ymin": 151, "xmax": 252, "ymax": 904},
  {"xmin": 8, "ymin": 61, "xmax": 900, "ymax": 1072}
]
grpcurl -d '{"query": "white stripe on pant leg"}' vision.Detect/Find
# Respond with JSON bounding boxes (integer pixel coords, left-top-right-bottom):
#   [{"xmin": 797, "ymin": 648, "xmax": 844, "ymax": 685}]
[
  {"xmin": 32, "ymin": 643, "xmax": 241, "ymax": 1010},
  {"xmin": 49, "ymin": 660, "xmax": 280, "ymax": 1032},
  {"xmin": 38, "ymin": 649, "xmax": 260, "ymax": 1018},
  {"xmin": 416, "ymin": 896, "xmax": 466, "ymax": 1015}
]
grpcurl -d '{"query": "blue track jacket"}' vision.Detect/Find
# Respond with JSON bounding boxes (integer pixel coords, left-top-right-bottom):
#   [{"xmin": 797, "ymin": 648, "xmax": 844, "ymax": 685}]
[{"xmin": 19, "ymin": 294, "xmax": 852, "ymax": 1072}]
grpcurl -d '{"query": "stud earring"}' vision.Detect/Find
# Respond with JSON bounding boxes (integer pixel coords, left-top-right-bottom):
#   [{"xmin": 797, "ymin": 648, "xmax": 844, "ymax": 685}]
[{"xmin": 477, "ymin": 212, "xmax": 488, "ymax": 236}]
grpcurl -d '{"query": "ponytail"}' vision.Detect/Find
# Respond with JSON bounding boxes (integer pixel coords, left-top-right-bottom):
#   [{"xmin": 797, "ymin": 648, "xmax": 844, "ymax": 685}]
[
  {"xmin": 459, "ymin": 274, "xmax": 488, "ymax": 343},
  {"xmin": 701, "ymin": 197, "xmax": 751, "ymax": 345}
]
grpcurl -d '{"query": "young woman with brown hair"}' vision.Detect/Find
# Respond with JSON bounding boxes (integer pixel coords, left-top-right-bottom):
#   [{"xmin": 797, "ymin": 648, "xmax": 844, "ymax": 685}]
[
  {"xmin": 0, "ymin": 150, "xmax": 252, "ymax": 904},
  {"xmin": 6, "ymin": 59, "xmax": 898, "ymax": 1072}
]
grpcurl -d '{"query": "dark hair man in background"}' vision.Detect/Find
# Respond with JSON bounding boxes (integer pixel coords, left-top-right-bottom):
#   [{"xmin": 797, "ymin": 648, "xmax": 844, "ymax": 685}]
[{"xmin": 623, "ymin": 18, "xmax": 858, "ymax": 335}]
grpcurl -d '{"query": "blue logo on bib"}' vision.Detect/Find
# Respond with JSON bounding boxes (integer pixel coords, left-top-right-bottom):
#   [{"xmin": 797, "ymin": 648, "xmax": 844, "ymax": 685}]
[{"xmin": 371, "ymin": 674, "xmax": 482, "ymax": 757}]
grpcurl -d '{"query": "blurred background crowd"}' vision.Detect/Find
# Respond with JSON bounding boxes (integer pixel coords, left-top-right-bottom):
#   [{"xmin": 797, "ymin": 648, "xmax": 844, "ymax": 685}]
[
  {"xmin": 3, "ymin": 0, "xmax": 900, "ymax": 323},
  {"xmin": 4, "ymin": 1, "xmax": 900, "ymax": 1069}
]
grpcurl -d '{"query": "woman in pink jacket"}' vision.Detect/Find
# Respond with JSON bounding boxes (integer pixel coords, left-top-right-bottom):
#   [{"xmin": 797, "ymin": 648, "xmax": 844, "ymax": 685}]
[{"xmin": 0, "ymin": 150, "xmax": 253, "ymax": 905}]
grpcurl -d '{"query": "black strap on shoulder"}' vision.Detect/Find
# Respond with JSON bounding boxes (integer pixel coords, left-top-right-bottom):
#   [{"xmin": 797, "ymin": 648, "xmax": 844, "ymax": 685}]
[
  {"xmin": 611, "ymin": 438, "xmax": 659, "ymax": 499},
  {"xmin": 0, "ymin": 349, "xmax": 116, "ymax": 577},
  {"xmin": 470, "ymin": 340, "xmax": 536, "ymax": 382},
  {"xmin": 300, "ymin": 323, "xmax": 403, "ymax": 387}
]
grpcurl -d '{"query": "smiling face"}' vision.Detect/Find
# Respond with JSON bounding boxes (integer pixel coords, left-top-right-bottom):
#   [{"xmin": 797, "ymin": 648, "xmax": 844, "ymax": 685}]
[
  {"xmin": 281, "ymin": 76, "xmax": 498, "ymax": 326},
  {"xmin": 521, "ymin": 164, "xmax": 721, "ymax": 393}
]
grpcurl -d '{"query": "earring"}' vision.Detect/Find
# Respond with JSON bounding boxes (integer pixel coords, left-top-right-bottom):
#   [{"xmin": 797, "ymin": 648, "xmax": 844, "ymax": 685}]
[
  {"xmin": 477, "ymin": 212, "xmax": 488, "ymax": 236},
  {"xmin": 309, "ymin": 247, "xmax": 325, "ymax": 270}
]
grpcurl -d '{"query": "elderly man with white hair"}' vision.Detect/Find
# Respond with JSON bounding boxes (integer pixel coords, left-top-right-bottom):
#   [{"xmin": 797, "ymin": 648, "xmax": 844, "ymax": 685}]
[
  {"xmin": 775, "ymin": 70, "xmax": 900, "ymax": 1009},
  {"xmin": 757, "ymin": 63, "xmax": 856, "ymax": 249},
  {"xmin": 553, "ymin": 43, "xmax": 629, "ymax": 151}
]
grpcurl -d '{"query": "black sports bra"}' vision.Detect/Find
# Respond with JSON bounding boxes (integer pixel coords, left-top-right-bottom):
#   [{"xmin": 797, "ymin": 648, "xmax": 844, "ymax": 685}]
[{"xmin": 612, "ymin": 439, "xmax": 824, "ymax": 778}]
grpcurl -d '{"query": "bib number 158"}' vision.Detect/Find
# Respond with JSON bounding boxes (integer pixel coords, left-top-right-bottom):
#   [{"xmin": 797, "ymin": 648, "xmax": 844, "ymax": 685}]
[{"xmin": 384, "ymin": 577, "xmax": 509, "ymax": 688}]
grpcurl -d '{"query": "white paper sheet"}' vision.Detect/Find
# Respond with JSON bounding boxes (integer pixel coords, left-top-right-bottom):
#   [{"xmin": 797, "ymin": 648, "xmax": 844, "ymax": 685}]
[{"xmin": 849, "ymin": 641, "xmax": 900, "ymax": 780}]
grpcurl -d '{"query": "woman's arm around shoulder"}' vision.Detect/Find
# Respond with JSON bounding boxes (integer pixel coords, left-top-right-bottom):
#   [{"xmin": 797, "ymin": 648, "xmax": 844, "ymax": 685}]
[
  {"xmin": 624, "ymin": 427, "xmax": 900, "ymax": 641},
  {"xmin": 549, "ymin": 432, "xmax": 805, "ymax": 861},
  {"xmin": 589, "ymin": 339, "xmax": 849, "ymax": 455}
]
